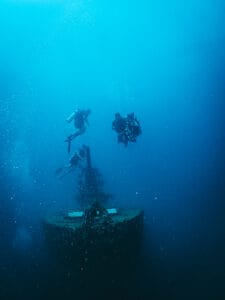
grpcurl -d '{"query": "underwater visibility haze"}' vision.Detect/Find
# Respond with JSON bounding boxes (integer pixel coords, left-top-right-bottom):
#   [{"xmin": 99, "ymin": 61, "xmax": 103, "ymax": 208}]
[{"xmin": 0, "ymin": 0, "xmax": 225, "ymax": 299}]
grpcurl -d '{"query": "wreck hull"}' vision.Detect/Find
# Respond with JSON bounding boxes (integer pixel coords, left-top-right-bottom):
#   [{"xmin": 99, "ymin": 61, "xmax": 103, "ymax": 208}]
[
  {"xmin": 43, "ymin": 209, "xmax": 144, "ymax": 298},
  {"xmin": 44, "ymin": 209, "xmax": 143, "ymax": 265}
]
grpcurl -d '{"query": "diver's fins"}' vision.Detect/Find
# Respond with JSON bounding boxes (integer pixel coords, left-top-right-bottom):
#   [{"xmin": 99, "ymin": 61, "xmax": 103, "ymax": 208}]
[
  {"xmin": 67, "ymin": 138, "xmax": 71, "ymax": 153},
  {"xmin": 65, "ymin": 136, "xmax": 72, "ymax": 153}
]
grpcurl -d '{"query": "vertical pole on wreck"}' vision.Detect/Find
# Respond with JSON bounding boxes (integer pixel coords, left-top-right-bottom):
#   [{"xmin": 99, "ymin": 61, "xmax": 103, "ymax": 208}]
[
  {"xmin": 85, "ymin": 146, "xmax": 92, "ymax": 169},
  {"xmin": 77, "ymin": 145, "xmax": 107, "ymax": 209},
  {"xmin": 84, "ymin": 146, "xmax": 95, "ymax": 206}
]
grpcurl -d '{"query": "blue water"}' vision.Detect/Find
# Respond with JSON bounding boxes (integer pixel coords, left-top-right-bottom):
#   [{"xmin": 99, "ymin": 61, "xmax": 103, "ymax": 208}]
[{"xmin": 0, "ymin": 0, "xmax": 225, "ymax": 299}]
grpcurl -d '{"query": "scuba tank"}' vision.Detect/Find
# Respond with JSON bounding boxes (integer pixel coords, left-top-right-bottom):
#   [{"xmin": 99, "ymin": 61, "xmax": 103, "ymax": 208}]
[{"xmin": 66, "ymin": 111, "xmax": 75, "ymax": 123}]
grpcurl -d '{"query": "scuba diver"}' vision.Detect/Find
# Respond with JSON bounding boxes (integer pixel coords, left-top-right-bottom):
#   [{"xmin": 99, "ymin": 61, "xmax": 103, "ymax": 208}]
[
  {"xmin": 126, "ymin": 113, "xmax": 142, "ymax": 142},
  {"xmin": 112, "ymin": 112, "xmax": 142, "ymax": 146},
  {"xmin": 112, "ymin": 113, "xmax": 129, "ymax": 146},
  {"xmin": 55, "ymin": 145, "xmax": 88, "ymax": 179},
  {"xmin": 112, "ymin": 113, "xmax": 126, "ymax": 133},
  {"xmin": 65, "ymin": 109, "xmax": 91, "ymax": 153}
]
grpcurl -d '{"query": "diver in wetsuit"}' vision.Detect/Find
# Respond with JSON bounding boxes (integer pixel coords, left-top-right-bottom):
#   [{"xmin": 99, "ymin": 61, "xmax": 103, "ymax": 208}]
[
  {"xmin": 65, "ymin": 109, "xmax": 91, "ymax": 153},
  {"xmin": 112, "ymin": 113, "xmax": 129, "ymax": 146},
  {"xmin": 55, "ymin": 145, "xmax": 88, "ymax": 179},
  {"xmin": 112, "ymin": 112, "xmax": 142, "ymax": 146},
  {"xmin": 126, "ymin": 113, "xmax": 142, "ymax": 142}
]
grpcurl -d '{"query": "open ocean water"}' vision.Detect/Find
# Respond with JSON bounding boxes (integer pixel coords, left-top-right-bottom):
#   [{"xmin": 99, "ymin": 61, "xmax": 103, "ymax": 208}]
[{"xmin": 0, "ymin": 0, "xmax": 225, "ymax": 299}]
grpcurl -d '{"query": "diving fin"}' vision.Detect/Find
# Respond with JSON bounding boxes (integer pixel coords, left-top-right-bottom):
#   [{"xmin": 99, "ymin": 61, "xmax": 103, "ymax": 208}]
[
  {"xmin": 67, "ymin": 138, "xmax": 71, "ymax": 153},
  {"xmin": 65, "ymin": 135, "xmax": 72, "ymax": 153}
]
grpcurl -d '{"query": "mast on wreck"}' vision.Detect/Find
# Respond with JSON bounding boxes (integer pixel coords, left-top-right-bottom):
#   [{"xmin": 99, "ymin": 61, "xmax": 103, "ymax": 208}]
[{"xmin": 76, "ymin": 145, "xmax": 110, "ymax": 210}]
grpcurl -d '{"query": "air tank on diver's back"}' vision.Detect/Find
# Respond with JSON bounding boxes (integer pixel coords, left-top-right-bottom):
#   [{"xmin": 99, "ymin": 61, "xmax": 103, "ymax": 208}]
[{"xmin": 66, "ymin": 111, "xmax": 76, "ymax": 123}]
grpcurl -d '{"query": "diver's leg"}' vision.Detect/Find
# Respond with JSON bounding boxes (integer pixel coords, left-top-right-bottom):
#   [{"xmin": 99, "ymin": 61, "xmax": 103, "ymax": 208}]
[
  {"xmin": 58, "ymin": 166, "xmax": 75, "ymax": 179},
  {"xmin": 65, "ymin": 131, "xmax": 81, "ymax": 153},
  {"xmin": 71, "ymin": 126, "xmax": 86, "ymax": 140}
]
